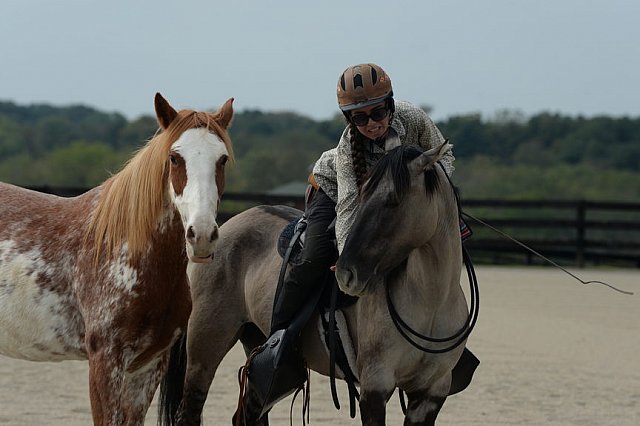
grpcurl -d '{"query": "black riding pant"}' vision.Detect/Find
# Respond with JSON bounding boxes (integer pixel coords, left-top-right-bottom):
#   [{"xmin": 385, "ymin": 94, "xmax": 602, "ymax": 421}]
[{"xmin": 270, "ymin": 188, "xmax": 338, "ymax": 333}]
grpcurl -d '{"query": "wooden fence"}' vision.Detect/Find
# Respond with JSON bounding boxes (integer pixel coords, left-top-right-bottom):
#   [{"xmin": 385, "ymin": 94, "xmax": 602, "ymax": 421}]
[{"xmin": 26, "ymin": 186, "xmax": 640, "ymax": 268}]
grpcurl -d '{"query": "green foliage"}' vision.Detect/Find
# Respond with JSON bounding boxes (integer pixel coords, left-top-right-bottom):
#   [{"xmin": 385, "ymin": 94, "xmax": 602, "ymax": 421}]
[
  {"xmin": 453, "ymin": 158, "xmax": 640, "ymax": 201},
  {"xmin": 0, "ymin": 116, "xmax": 24, "ymax": 157},
  {"xmin": 39, "ymin": 141, "xmax": 128, "ymax": 186},
  {"xmin": 0, "ymin": 99, "xmax": 639, "ymax": 201},
  {"xmin": 0, "ymin": 153, "xmax": 46, "ymax": 185},
  {"xmin": 117, "ymin": 116, "xmax": 158, "ymax": 149},
  {"xmin": 227, "ymin": 131, "xmax": 326, "ymax": 192}
]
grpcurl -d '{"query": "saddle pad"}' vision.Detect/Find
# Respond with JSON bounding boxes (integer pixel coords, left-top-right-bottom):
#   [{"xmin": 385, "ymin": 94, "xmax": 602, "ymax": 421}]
[{"xmin": 277, "ymin": 216, "xmax": 305, "ymax": 266}]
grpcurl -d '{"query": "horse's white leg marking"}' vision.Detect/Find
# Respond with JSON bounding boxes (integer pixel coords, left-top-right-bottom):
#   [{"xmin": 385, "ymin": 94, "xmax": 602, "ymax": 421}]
[{"xmin": 122, "ymin": 354, "xmax": 169, "ymax": 425}]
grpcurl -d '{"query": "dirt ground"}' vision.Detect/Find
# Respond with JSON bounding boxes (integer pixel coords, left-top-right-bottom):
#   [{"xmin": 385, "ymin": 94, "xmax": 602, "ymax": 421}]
[{"xmin": 1, "ymin": 266, "xmax": 638, "ymax": 425}]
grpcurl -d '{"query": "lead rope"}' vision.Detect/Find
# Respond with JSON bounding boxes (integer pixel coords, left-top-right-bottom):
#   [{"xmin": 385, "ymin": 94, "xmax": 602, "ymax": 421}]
[
  {"xmin": 461, "ymin": 211, "xmax": 633, "ymax": 295},
  {"xmin": 437, "ymin": 160, "xmax": 633, "ymax": 297}
]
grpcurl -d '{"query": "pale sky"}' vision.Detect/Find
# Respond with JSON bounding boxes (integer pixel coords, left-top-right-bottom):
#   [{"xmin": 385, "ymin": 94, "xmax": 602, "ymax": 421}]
[{"xmin": 1, "ymin": 0, "xmax": 638, "ymax": 122}]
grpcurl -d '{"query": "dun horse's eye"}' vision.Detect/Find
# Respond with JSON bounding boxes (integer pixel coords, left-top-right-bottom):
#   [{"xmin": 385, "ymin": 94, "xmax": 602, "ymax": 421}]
[
  {"xmin": 169, "ymin": 154, "xmax": 178, "ymax": 166},
  {"xmin": 385, "ymin": 193, "xmax": 400, "ymax": 207}
]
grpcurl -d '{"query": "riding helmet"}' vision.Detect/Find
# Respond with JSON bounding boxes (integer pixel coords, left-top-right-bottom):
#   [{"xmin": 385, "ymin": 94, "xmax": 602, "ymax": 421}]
[{"xmin": 336, "ymin": 63, "xmax": 393, "ymax": 112}]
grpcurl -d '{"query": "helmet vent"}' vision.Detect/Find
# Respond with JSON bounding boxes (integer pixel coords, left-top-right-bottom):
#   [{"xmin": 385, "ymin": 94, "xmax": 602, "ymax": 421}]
[
  {"xmin": 370, "ymin": 67, "xmax": 378, "ymax": 84},
  {"xmin": 340, "ymin": 74, "xmax": 346, "ymax": 91},
  {"xmin": 353, "ymin": 74, "xmax": 363, "ymax": 89}
]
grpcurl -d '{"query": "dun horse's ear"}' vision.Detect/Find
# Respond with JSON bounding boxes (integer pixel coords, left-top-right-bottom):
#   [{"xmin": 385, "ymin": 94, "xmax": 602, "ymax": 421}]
[
  {"xmin": 414, "ymin": 141, "xmax": 454, "ymax": 172},
  {"xmin": 154, "ymin": 93, "xmax": 178, "ymax": 130},
  {"xmin": 434, "ymin": 141, "xmax": 453, "ymax": 161},
  {"xmin": 215, "ymin": 98, "xmax": 234, "ymax": 129}
]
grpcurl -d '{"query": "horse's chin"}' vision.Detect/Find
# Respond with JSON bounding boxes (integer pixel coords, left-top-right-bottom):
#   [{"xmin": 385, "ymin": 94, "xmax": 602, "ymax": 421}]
[
  {"xmin": 190, "ymin": 254, "xmax": 214, "ymax": 264},
  {"xmin": 338, "ymin": 275, "xmax": 379, "ymax": 297}
]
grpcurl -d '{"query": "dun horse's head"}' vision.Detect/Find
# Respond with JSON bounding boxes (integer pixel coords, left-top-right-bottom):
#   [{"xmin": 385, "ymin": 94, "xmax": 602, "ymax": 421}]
[
  {"xmin": 155, "ymin": 93, "xmax": 234, "ymax": 263},
  {"xmin": 336, "ymin": 142, "xmax": 453, "ymax": 296}
]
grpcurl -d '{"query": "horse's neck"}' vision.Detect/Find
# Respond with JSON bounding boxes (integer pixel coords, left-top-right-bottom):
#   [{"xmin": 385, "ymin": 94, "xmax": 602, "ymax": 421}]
[
  {"xmin": 145, "ymin": 207, "xmax": 185, "ymax": 261},
  {"xmin": 156, "ymin": 204, "xmax": 183, "ymax": 237},
  {"xmin": 400, "ymin": 224, "xmax": 461, "ymax": 299},
  {"xmin": 93, "ymin": 203, "xmax": 185, "ymax": 270}
]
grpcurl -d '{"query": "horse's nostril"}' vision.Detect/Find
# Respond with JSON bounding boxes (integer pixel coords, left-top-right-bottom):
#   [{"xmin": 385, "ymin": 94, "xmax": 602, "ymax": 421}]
[
  {"xmin": 186, "ymin": 226, "xmax": 195, "ymax": 241},
  {"xmin": 337, "ymin": 267, "xmax": 353, "ymax": 287},
  {"xmin": 210, "ymin": 227, "xmax": 219, "ymax": 243}
]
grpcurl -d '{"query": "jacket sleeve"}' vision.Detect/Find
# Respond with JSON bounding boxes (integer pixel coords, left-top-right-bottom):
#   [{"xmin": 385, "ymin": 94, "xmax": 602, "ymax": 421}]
[
  {"xmin": 312, "ymin": 147, "xmax": 338, "ymax": 203},
  {"xmin": 334, "ymin": 132, "xmax": 360, "ymax": 254}
]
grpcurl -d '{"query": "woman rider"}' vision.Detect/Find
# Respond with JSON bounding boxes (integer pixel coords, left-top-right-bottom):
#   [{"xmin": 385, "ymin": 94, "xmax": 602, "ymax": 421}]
[{"xmin": 271, "ymin": 62, "xmax": 455, "ymax": 333}]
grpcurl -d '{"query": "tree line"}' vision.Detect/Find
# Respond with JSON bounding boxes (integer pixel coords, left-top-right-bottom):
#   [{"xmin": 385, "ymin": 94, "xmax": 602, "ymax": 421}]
[{"xmin": 0, "ymin": 100, "xmax": 639, "ymax": 201}]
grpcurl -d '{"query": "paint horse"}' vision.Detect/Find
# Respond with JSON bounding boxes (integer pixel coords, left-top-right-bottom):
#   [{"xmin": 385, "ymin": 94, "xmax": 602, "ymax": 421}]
[
  {"xmin": 0, "ymin": 93, "xmax": 233, "ymax": 425},
  {"xmin": 161, "ymin": 142, "xmax": 473, "ymax": 425}
]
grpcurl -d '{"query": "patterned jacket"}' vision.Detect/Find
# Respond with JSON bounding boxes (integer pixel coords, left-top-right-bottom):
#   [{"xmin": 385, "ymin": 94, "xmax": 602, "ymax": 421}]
[{"xmin": 313, "ymin": 100, "xmax": 454, "ymax": 253}]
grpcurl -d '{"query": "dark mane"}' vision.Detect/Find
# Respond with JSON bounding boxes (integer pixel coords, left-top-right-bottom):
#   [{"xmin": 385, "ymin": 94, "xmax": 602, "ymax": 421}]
[{"xmin": 361, "ymin": 144, "xmax": 440, "ymax": 202}]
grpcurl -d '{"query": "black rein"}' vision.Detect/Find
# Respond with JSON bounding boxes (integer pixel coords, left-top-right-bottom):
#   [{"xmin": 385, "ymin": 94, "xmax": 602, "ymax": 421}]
[
  {"xmin": 386, "ymin": 245, "xmax": 479, "ymax": 354},
  {"xmin": 385, "ymin": 162, "xmax": 479, "ymax": 354}
]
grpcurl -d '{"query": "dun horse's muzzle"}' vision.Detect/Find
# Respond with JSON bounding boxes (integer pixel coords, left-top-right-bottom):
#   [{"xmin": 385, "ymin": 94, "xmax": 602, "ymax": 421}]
[{"xmin": 335, "ymin": 265, "xmax": 371, "ymax": 296}]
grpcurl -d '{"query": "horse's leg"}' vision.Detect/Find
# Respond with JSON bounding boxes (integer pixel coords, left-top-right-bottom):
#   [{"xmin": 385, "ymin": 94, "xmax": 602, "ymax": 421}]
[
  {"xmin": 359, "ymin": 389, "xmax": 395, "ymax": 426},
  {"xmin": 87, "ymin": 346, "xmax": 126, "ymax": 425},
  {"xmin": 121, "ymin": 355, "xmax": 169, "ymax": 425},
  {"xmin": 88, "ymin": 342, "xmax": 166, "ymax": 426},
  {"xmin": 358, "ymin": 368, "xmax": 395, "ymax": 426},
  {"xmin": 176, "ymin": 331, "xmax": 240, "ymax": 426},
  {"xmin": 239, "ymin": 322, "xmax": 267, "ymax": 355},
  {"xmin": 175, "ymin": 289, "xmax": 243, "ymax": 425},
  {"xmin": 401, "ymin": 374, "xmax": 450, "ymax": 426}
]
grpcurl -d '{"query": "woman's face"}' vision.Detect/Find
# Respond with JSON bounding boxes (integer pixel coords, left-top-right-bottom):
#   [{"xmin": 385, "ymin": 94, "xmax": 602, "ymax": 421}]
[{"xmin": 350, "ymin": 102, "xmax": 390, "ymax": 140}]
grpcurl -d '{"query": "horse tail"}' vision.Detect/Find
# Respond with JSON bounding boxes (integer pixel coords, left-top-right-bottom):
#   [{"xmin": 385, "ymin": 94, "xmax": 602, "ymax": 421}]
[{"xmin": 157, "ymin": 333, "xmax": 187, "ymax": 426}]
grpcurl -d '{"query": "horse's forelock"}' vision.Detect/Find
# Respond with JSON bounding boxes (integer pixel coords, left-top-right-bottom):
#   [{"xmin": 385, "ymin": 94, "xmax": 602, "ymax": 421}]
[
  {"xmin": 165, "ymin": 110, "xmax": 234, "ymax": 162},
  {"xmin": 87, "ymin": 109, "xmax": 233, "ymax": 262},
  {"xmin": 362, "ymin": 145, "xmax": 438, "ymax": 202}
]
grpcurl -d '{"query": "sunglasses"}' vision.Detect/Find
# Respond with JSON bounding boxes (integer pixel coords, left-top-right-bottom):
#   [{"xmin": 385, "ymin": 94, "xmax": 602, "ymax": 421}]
[{"xmin": 350, "ymin": 106, "xmax": 389, "ymax": 127}]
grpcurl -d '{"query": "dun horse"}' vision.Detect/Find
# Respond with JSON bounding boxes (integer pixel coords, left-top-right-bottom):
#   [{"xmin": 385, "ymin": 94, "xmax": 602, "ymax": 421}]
[
  {"xmin": 0, "ymin": 93, "xmax": 233, "ymax": 425},
  {"xmin": 162, "ymin": 142, "xmax": 474, "ymax": 425}
]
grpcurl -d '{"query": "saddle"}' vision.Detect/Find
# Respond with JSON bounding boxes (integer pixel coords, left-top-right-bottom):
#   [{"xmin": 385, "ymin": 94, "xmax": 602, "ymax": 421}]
[{"xmin": 236, "ymin": 216, "xmax": 357, "ymax": 423}]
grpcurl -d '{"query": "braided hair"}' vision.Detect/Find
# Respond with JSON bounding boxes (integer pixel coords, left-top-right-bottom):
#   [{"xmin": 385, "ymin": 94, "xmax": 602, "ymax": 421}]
[
  {"xmin": 348, "ymin": 125, "xmax": 369, "ymax": 191},
  {"xmin": 344, "ymin": 97, "xmax": 396, "ymax": 192}
]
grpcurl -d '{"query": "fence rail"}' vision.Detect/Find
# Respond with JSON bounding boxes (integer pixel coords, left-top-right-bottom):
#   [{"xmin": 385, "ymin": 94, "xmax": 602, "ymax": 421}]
[{"xmin": 26, "ymin": 186, "xmax": 640, "ymax": 268}]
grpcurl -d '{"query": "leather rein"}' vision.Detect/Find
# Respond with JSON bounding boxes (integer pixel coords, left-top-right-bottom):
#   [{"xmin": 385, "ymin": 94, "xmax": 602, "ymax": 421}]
[
  {"xmin": 386, "ymin": 245, "xmax": 479, "ymax": 354},
  {"xmin": 385, "ymin": 163, "xmax": 479, "ymax": 354}
]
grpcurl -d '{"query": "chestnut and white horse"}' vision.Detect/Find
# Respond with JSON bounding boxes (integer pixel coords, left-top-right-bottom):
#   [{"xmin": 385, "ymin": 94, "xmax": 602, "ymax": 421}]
[{"xmin": 0, "ymin": 93, "xmax": 233, "ymax": 425}]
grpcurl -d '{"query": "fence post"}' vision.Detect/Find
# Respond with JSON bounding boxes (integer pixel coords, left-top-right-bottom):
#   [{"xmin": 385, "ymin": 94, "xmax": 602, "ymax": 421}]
[{"xmin": 576, "ymin": 201, "xmax": 586, "ymax": 268}]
